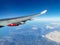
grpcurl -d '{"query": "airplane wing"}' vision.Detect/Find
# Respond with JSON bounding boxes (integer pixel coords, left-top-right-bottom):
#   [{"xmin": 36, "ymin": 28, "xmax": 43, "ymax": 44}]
[{"xmin": 0, "ymin": 10, "xmax": 47, "ymax": 28}]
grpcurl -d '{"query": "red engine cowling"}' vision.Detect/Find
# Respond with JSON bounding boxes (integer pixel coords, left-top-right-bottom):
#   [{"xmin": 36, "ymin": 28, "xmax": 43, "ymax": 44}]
[{"xmin": 7, "ymin": 23, "xmax": 18, "ymax": 26}]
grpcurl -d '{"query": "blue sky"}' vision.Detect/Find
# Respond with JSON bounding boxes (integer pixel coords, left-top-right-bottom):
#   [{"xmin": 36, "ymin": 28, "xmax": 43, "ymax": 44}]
[
  {"xmin": 0, "ymin": 0, "xmax": 60, "ymax": 18},
  {"xmin": 0, "ymin": 0, "xmax": 60, "ymax": 43}
]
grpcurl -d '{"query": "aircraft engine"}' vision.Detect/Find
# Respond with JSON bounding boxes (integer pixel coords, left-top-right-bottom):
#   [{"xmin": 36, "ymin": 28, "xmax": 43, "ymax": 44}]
[
  {"xmin": 7, "ymin": 23, "xmax": 19, "ymax": 26},
  {"xmin": 7, "ymin": 21, "xmax": 26, "ymax": 26}
]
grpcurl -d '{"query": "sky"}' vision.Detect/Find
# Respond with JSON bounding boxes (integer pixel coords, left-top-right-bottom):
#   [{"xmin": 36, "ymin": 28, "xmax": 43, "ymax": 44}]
[
  {"xmin": 0, "ymin": 0, "xmax": 60, "ymax": 18},
  {"xmin": 0, "ymin": 0, "xmax": 60, "ymax": 44}
]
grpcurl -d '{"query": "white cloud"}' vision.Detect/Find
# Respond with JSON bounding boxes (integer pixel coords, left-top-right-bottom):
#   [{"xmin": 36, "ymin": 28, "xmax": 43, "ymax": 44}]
[
  {"xmin": 42, "ymin": 35, "xmax": 45, "ymax": 37},
  {"xmin": 45, "ymin": 22, "xmax": 60, "ymax": 30},
  {"xmin": 43, "ymin": 31, "xmax": 60, "ymax": 43},
  {"xmin": 32, "ymin": 26, "xmax": 38, "ymax": 30},
  {"xmin": 51, "ymin": 22, "xmax": 60, "ymax": 25},
  {"xmin": 46, "ymin": 25, "xmax": 55, "ymax": 29},
  {"xmin": 33, "ymin": 18, "xmax": 60, "ymax": 22},
  {"xmin": 3, "ymin": 36, "xmax": 13, "ymax": 42}
]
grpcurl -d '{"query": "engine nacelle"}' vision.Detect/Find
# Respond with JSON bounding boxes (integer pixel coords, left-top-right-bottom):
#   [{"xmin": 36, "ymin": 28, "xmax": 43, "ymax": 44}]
[
  {"xmin": 7, "ymin": 23, "xmax": 18, "ymax": 26},
  {"xmin": 7, "ymin": 21, "xmax": 26, "ymax": 26}
]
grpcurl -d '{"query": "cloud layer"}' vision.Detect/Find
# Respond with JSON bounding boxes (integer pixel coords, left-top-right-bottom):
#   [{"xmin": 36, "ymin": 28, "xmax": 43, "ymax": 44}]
[{"xmin": 43, "ymin": 31, "xmax": 60, "ymax": 43}]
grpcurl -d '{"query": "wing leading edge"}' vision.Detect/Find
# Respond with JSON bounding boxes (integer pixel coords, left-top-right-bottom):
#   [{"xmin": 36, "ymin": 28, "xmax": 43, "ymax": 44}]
[{"xmin": 0, "ymin": 10, "xmax": 47, "ymax": 28}]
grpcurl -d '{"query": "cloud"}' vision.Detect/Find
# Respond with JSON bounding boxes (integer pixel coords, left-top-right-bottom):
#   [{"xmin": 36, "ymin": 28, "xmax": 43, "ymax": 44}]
[
  {"xmin": 45, "ymin": 25, "xmax": 55, "ymax": 29},
  {"xmin": 48, "ymin": 22, "xmax": 60, "ymax": 29},
  {"xmin": 32, "ymin": 26, "xmax": 38, "ymax": 30},
  {"xmin": 33, "ymin": 18, "xmax": 60, "ymax": 22},
  {"xmin": 45, "ymin": 22, "xmax": 60, "ymax": 30},
  {"xmin": 3, "ymin": 36, "xmax": 14, "ymax": 42},
  {"xmin": 43, "ymin": 31, "xmax": 60, "ymax": 43},
  {"xmin": 51, "ymin": 22, "xmax": 60, "ymax": 25}
]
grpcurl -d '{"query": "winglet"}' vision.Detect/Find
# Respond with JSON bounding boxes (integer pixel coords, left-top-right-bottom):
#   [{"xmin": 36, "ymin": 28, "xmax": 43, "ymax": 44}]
[
  {"xmin": 34, "ymin": 10, "xmax": 47, "ymax": 16},
  {"xmin": 40, "ymin": 10, "xmax": 47, "ymax": 15},
  {"xmin": 31, "ymin": 10, "xmax": 47, "ymax": 17}
]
